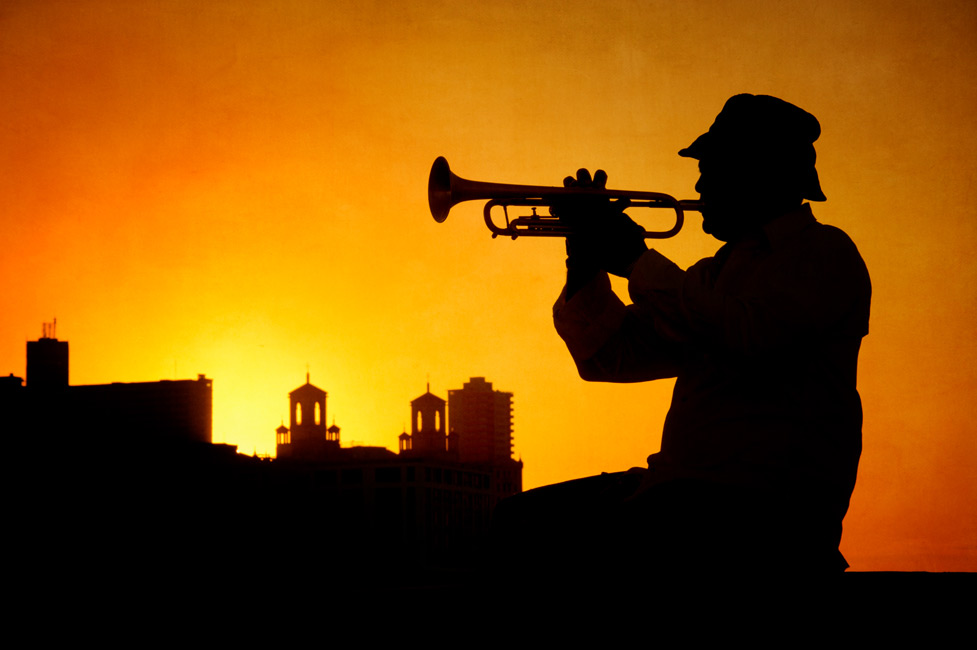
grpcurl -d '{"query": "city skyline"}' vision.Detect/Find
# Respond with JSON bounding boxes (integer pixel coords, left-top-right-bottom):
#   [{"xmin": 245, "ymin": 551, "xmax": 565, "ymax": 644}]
[
  {"xmin": 2, "ymin": 330, "xmax": 521, "ymax": 585},
  {"xmin": 2, "ymin": 325, "xmax": 521, "ymax": 463}
]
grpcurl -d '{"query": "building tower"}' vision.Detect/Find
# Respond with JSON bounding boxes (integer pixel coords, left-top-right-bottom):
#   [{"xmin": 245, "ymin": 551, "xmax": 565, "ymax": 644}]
[
  {"xmin": 406, "ymin": 383, "xmax": 449, "ymax": 456},
  {"xmin": 276, "ymin": 422, "xmax": 290, "ymax": 452},
  {"xmin": 279, "ymin": 373, "xmax": 338, "ymax": 459},
  {"xmin": 448, "ymin": 377, "xmax": 513, "ymax": 464},
  {"xmin": 26, "ymin": 320, "xmax": 68, "ymax": 389}
]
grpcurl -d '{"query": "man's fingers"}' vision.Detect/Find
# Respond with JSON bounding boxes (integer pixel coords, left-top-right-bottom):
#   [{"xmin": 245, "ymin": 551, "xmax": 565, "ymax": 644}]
[
  {"xmin": 593, "ymin": 169, "xmax": 608, "ymax": 189},
  {"xmin": 563, "ymin": 167, "xmax": 607, "ymax": 188}
]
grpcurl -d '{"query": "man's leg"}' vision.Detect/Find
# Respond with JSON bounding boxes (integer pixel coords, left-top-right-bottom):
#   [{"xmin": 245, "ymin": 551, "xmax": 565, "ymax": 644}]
[{"xmin": 492, "ymin": 471, "xmax": 644, "ymax": 584}]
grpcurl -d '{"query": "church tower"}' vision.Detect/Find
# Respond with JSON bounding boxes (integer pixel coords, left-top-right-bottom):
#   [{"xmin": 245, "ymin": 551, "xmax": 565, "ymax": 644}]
[
  {"xmin": 277, "ymin": 373, "xmax": 338, "ymax": 459},
  {"xmin": 405, "ymin": 383, "xmax": 448, "ymax": 457}
]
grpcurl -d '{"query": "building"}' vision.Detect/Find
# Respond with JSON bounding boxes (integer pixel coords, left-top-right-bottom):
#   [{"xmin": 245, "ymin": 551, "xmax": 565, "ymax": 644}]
[
  {"xmin": 275, "ymin": 373, "xmax": 339, "ymax": 459},
  {"xmin": 270, "ymin": 375, "xmax": 523, "ymax": 564},
  {"xmin": 448, "ymin": 376, "xmax": 514, "ymax": 464},
  {"xmin": 398, "ymin": 383, "xmax": 457, "ymax": 457},
  {"xmin": 2, "ymin": 326, "xmax": 238, "ymax": 592},
  {"xmin": 2, "ymin": 325, "xmax": 212, "ymax": 448},
  {"xmin": 448, "ymin": 377, "xmax": 521, "ymax": 499},
  {"xmin": 3, "ymin": 325, "xmax": 524, "ymax": 581},
  {"xmin": 26, "ymin": 324, "xmax": 69, "ymax": 389}
]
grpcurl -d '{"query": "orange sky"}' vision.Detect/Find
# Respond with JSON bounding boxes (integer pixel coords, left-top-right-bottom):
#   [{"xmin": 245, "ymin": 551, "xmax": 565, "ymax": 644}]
[{"xmin": 2, "ymin": 0, "xmax": 974, "ymax": 571}]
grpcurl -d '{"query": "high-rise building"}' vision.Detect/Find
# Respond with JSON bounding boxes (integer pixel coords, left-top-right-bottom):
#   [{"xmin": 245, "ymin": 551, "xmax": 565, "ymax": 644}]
[
  {"xmin": 448, "ymin": 377, "xmax": 514, "ymax": 464},
  {"xmin": 448, "ymin": 377, "xmax": 521, "ymax": 499}
]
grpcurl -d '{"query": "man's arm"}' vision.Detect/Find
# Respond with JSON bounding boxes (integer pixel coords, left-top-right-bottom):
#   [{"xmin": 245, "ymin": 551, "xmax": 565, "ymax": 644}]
[
  {"xmin": 626, "ymin": 225, "xmax": 871, "ymax": 357},
  {"xmin": 553, "ymin": 271, "xmax": 687, "ymax": 382}
]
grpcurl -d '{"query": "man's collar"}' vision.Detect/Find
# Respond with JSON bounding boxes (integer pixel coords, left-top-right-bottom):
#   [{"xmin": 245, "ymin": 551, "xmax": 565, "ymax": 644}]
[{"xmin": 762, "ymin": 203, "xmax": 817, "ymax": 250}]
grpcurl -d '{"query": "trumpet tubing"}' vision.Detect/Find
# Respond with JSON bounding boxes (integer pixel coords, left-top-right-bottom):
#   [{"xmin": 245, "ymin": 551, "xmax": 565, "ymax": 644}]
[{"xmin": 428, "ymin": 156, "xmax": 702, "ymax": 240}]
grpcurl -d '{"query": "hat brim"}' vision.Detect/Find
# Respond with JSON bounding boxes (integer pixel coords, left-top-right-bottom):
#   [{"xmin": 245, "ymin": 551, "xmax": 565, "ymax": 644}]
[{"xmin": 678, "ymin": 133, "xmax": 709, "ymax": 160}]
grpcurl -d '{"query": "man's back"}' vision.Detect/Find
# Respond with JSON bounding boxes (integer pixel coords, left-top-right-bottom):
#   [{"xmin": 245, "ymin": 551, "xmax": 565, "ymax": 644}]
[{"xmin": 648, "ymin": 205, "xmax": 871, "ymax": 509}]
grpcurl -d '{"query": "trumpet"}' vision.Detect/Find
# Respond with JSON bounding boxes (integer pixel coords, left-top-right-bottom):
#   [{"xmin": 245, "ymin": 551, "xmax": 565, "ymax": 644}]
[{"xmin": 428, "ymin": 156, "xmax": 703, "ymax": 239}]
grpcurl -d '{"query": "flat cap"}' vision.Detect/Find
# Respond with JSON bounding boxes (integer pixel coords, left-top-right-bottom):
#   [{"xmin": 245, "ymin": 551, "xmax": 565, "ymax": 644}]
[{"xmin": 679, "ymin": 94, "xmax": 826, "ymax": 201}]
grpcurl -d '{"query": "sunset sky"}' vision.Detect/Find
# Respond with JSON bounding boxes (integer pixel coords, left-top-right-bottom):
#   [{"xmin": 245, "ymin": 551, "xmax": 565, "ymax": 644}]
[{"xmin": 2, "ymin": 0, "xmax": 974, "ymax": 571}]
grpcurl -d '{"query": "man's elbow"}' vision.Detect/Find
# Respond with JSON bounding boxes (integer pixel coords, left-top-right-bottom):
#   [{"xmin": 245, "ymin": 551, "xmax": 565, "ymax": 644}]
[
  {"xmin": 574, "ymin": 358, "xmax": 607, "ymax": 382},
  {"xmin": 573, "ymin": 353, "xmax": 680, "ymax": 383}
]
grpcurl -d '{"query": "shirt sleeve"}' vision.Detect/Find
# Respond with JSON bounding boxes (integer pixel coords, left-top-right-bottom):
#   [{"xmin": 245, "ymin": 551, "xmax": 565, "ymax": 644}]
[
  {"xmin": 553, "ymin": 265, "xmax": 686, "ymax": 382},
  {"xmin": 553, "ymin": 221, "xmax": 870, "ymax": 379}
]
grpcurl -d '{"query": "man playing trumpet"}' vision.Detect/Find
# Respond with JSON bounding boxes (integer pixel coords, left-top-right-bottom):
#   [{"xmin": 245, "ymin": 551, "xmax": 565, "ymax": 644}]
[{"xmin": 501, "ymin": 94, "xmax": 871, "ymax": 577}]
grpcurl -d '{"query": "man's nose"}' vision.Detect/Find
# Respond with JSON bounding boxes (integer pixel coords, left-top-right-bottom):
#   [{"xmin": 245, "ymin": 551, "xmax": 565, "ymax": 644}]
[{"xmin": 695, "ymin": 175, "xmax": 705, "ymax": 194}]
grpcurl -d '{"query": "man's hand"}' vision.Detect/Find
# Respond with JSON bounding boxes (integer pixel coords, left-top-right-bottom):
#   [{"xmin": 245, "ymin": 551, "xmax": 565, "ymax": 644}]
[{"xmin": 556, "ymin": 168, "xmax": 648, "ymax": 280}]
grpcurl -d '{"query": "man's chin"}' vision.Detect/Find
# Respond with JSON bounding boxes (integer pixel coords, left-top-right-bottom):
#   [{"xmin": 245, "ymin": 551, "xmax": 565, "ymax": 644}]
[{"xmin": 701, "ymin": 218, "xmax": 731, "ymax": 242}]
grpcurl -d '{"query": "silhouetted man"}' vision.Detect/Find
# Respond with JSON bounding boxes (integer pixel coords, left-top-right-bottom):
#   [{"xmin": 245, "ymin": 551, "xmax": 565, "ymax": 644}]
[{"xmin": 499, "ymin": 95, "xmax": 870, "ymax": 578}]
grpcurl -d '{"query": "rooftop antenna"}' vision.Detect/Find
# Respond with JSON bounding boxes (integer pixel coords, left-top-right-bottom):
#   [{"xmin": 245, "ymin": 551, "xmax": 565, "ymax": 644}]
[{"xmin": 41, "ymin": 318, "xmax": 58, "ymax": 339}]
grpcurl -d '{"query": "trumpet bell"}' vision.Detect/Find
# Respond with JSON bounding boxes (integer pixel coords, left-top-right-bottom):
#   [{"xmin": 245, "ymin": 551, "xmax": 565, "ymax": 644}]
[{"xmin": 428, "ymin": 156, "xmax": 454, "ymax": 223}]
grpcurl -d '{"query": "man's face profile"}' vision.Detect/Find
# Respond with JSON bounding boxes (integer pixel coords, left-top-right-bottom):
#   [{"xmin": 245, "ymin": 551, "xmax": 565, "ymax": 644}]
[
  {"xmin": 695, "ymin": 156, "xmax": 757, "ymax": 242},
  {"xmin": 684, "ymin": 95, "xmax": 822, "ymax": 243},
  {"xmin": 695, "ymin": 151, "xmax": 805, "ymax": 243}
]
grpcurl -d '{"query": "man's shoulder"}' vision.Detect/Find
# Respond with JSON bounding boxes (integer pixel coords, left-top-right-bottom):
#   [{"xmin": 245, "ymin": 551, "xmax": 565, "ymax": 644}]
[
  {"xmin": 800, "ymin": 219, "xmax": 872, "ymax": 297},
  {"xmin": 779, "ymin": 207, "xmax": 866, "ymax": 264},
  {"xmin": 808, "ymin": 220, "xmax": 862, "ymax": 253}
]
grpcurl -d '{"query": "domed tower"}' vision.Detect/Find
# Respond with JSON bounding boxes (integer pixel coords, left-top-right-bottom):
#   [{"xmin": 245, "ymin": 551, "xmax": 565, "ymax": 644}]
[
  {"xmin": 406, "ymin": 383, "xmax": 448, "ymax": 457},
  {"xmin": 282, "ymin": 373, "xmax": 338, "ymax": 459},
  {"xmin": 327, "ymin": 421, "xmax": 340, "ymax": 443},
  {"xmin": 275, "ymin": 422, "xmax": 290, "ymax": 456}
]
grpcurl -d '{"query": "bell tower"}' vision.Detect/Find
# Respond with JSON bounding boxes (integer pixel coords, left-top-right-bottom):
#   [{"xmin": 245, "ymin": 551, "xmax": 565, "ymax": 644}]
[
  {"xmin": 407, "ymin": 383, "xmax": 447, "ymax": 456},
  {"xmin": 281, "ymin": 373, "xmax": 337, "ymax": 459}
]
